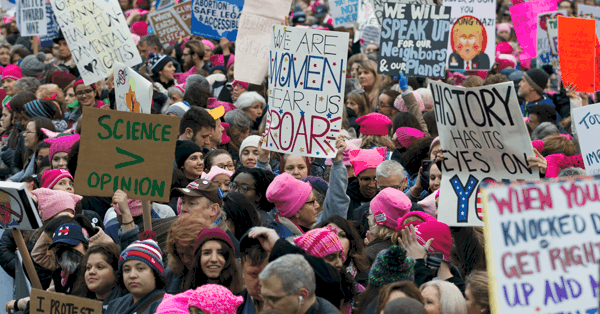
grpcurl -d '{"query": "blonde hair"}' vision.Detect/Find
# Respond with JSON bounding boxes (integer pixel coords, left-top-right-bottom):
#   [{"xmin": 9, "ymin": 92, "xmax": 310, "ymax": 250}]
[
  {"xmin": 346, "ymin": 90, "xmax": 372, "ymax": 117},
  {"xmin": 360, "ymin": 134, "xmax": 395, "ymax": 151},
  {"xmin": 357, "ymin": 60, "xmax": 381, "ymax": 110},
  {"xmin": 466, "ymin": 270, "xmax": 490, "ymax": 313},
  {"xmin": 368, "ymin": 213, "xmax": 397, "ymax": 242},
  {"xmin": 420, "ymin": 281, "xmax": 467, "ymax": 314}
]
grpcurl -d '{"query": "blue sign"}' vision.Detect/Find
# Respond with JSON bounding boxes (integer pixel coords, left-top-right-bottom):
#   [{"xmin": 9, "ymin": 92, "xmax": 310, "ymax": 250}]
[
  {"xmin": 191, "ymin": 0, "xmax": 242, "ymax": 41},
  {"xmin": 40, "ymin": 3, "xmax": 59, "ymax": 47}
]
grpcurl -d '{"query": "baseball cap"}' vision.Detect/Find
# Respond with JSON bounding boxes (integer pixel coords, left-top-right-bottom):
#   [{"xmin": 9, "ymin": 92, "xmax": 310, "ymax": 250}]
[
  {"xmin": 293, "ymin": 12, "xmax": 307, "ymax": 24},
  {"xmin": 206, "ymin": 106, "xmax": 225, "ymax": 120},
  {"xmin": 172, "ymin": 179, "xmax": 224, "ymax": 206},
  {"xmin": 315, "ymin": 4, "xmax": 328, "ymax": 18},
  {"xmin": 49, "ymin": 223, "xmax": 90, "ymax": 249}
]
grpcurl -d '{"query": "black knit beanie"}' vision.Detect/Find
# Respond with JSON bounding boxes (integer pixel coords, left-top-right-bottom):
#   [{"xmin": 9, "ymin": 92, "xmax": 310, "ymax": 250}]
[
  {"xmin": 523, "ymin": 68, "xmax": 549, "ymax": 94},
  {"xmin": 175, "ymin": 140, "xmax": 203, "ymax": 169}
]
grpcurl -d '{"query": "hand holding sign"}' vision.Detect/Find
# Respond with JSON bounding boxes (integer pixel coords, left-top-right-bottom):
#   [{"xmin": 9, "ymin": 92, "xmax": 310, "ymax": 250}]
[{"xmin": 526, "ymin": 149, "xmax": 547, "ymax": 175}]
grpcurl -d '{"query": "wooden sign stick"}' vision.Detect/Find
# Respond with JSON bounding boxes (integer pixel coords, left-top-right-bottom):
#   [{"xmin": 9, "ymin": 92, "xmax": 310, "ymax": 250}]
[
  {"xmin": 142, "ymin": 200, "xmax": 152, "ymax": 232},
  {"xmin": 12, "ymin": 229, "xmax": 42, "ymax": 290}
]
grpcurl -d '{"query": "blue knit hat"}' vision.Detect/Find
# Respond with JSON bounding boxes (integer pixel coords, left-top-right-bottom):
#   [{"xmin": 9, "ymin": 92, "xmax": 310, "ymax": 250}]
[
  {"xmin": 24, "ymin": 99, "xmax": 57, "ymax": 119},
  {"xmin": 119, "ymin": 239, "xmax": 164, "ymax": 275},
  {"xmin": 147, "ymin": 52, "xmax": 173, "ymax": 75},
  {"xmin": 300, "ymin": 176, "xmax": 329, "ymax": 196}
]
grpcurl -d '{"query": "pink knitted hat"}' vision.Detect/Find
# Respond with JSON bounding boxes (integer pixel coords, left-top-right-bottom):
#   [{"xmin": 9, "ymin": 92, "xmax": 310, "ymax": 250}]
[
  {"xmin": 201, "ymin": 166, "xmax": 233, "ymax": 181},
  {"xmin": 417, "ymin": 192, "xmax": 438, "ymax": 217},
  {"xmin": 324, "ymin": 138, "xmax": 361, "ymax": 166},
  {"xmin": 545, "ymin": 154, "xmax": 585, "ymax": 178},
  {"xmin": 226, "ymin": 54, "xmax": 235, "ymax": 69},
  {"xmin": 42, "ymin": 129, "xmax": 80, "ymax": 161},
  {"xmin": 131, "ymin": 21, "xmax": 149, "ymax": 37},
  {"xmin": 202, "ymin": 39, "xmax": 215, "ymax": 51},
  {"xmin": 1, "ymin": 64, "xmax": 22, "ymax": 81},
  {"xmin": 496, "ymin": 22, "xmax": 512, "ymax": 34},
  {"xmin": 560, "ymin": 134, "xmax": 573, "ymax": 140},
  {"xmin": 210, "ymin": 54, "xmax": 225, "ymax": 66},
  {"xmin": 416, "ymin": 88, "xmax": 433, "ymax": 111},
  {"xmin": 188, "ymin": 284, "xmax": 244, "ymax": 314},
  {"xmin": 396, "ymin": 127, "xmax": 426, "ymax": 148},
  {"xmin": 496, "ymin": 54, "xmax": 517, "ymax": 71},
  {"xmin": 414, "ymin": 220, "xmax": 453, "ymax": 262},
  {"xmin": 207, "ymin": 97, "xmax": 236, "ymax": 114},
  {"xmin": 394, "ymin": 91, "xmax": 424, "ymax": 112},
  {"xmin": 396, "ymin": 211, "xmax": 435, "ymax": 231},
  {"xmin": 430, "ymin": 136, "xmax": 440, "ymax": 149},
  {"xmin": 356, "ymin": 112, "xmax": 392, "ymax": 136},
  {"xmin": 221, "ymin": 122, "xmax": 231, "ymax": 145},
  {"xmin": 349, "ymin": 147, "xmax": 387, "ymax": 177},
  {"xmin": 266, "ymin": 172, "xmax": 312, "ymax": 217},
  {"xmin": 40, "ymin": 169, "xmax": 73, "ymax": 189},
  {"xmin": 294, "ymin": 225, "xmax": 345, "ymax": 261},
  {"xmin": 155, "ymin": 290, "xmax": 195, "ymax": 314},
  {"xmin": 371, "ymin": 187, "xmax": 412, "ymax": 229},
  {"xmin": 232, "ymin": 80, "xmax": 248, "ymax": 90},
  {"xmin": 531, "ymin": 140, "xmax": 544, "ymax": 153},
  {"xmin": 31, "ymin": 188, "xmax": 82, "ymax": 221},
  {"xmin": 114, "ymin": 200, "xmax": 144, "ymax": 217},
  {"xmin": 495, "ymin": 42, "xmax": 514, "ymax": 56}
]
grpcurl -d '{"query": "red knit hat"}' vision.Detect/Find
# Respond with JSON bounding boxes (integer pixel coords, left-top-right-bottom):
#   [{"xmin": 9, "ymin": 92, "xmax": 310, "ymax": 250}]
[
  {"xmin": 1, "ymin": 65, "xmax": 22, "ymax": 81},
  {"xmin": 356, "ymin": 113, "xmax": 392, "ymax": 136},
  {"xmin": 414, "ymin": 220, "xmax": 452, "ymax": 262},
  {"xmin": 40, "ymin": 169, "xmax": 73, "ymax": 189},
  {"xmin": 193, "ymin": 227, "xmax": 233, "ymax": 254},
  {"xmin": 293, "ymin": 225, "xmax": 345, "ymax": 261}
]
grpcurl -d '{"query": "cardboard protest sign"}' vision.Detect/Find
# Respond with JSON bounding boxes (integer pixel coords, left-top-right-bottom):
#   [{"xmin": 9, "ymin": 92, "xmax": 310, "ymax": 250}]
[
  {"xmin": 354, "ymin": 0, "xmax": 379, "ymax": 43},
  {"xmin": 74, "ymin": 108, "xmax": 179, "ymax": 202},
  {"xmin": 18, "ymin": 0, "xmax": 46, "ymax": 36},
  {"xmin": 558, "ymin": 16, "xmax": 596, "ymax": 93},
  {"xmin": 378, "ymin": 3, "xmax": 451, "ymax": 78},
  {"xmin": 430, "ymin": 81, "xmax": 539, "ymax": 226},
  {"xmin": 483, "ymin": 177, "xmax": 599, "ymax": 313},
  {"xmin": 191, "ymin": 0, "xmax": 243, "ymax": 41},
  {"xmin": 536, "ymin": 11, "xmax": 565, "ymax": 68},
  {"xmin": 114, "ymin": 61, "xmax": 153, "ymax": 114},
  {"xmin": 329, "ymin": 0, "xmax": 358, "ymax": 28},
  {"xmin": 175, "ymin": 1, "xmax": 192, "ymax": 28},
  {"xmin": 40, "ymin": 3, "xmax": 59, "ymax": 47},
  {"xmin": 571, "ymin": 104, "xmax": 600, "ymax": 175},
  {"xmin": 31, "ymin": 288, "xmax": 103, "ymax": 313},
  {"xmin": 233, "ymin": 0, "xmax": 291, "ymax": 85},
  {"xmin": 443, "ymin": 0, "xmax": 495, "ymax": 71},
  {"xmin": 49, "ymin": 0, "xmax": 143, "ymax": 85},
  {"xmin": 263, "ymin": 26, "xmax": 349, "ymax": 158},
  {"xmin": 578, "ymin": 4, "xmax": 600, "ymax": 41},
  {"xmin": 372, "ymin": 0, "xmax": 436, "ymax": 25},
  {"xmin": 510, "ymin": 0, "xmax": 557, "ymax": 63},
  {"xmin": 0, "ymin": 182, "xmax": 41, "ymax": 231},
  {"xmin": 148, "ymin": 5, "xmax": 191, "ymax": 46},
  {"xmin": 155, "ymin": 0, "xmax": 176, "ymax": 11}
]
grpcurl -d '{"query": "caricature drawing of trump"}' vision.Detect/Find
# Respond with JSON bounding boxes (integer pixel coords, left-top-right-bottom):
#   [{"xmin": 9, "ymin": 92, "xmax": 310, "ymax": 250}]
[{"xmin": 448, "ymin": 16, "xmax": 490, "ymax": 70}]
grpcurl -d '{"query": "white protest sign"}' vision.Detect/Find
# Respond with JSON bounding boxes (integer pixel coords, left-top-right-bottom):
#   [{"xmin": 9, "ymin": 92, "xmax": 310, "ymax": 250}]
[
  {"xmin": 263, "ymin": 26, "xmax": 349, "ymax": 159},
  {"xmin": 546, "ymin": 16, "xmax": 559, "ymax": 55},
  {"xmin": 355, "ymin": 0, "xmax": 379, "ymax": 43},
  {"xmin": 234, "ymin": 0, "xmax": 292, "ymax": 85},
  {"xmin": 113, "ymin": 61, "xmax": 153, "ymax": 114},
  {"xmin": 483, "ymin": 177, "xmax": 599, "ymax": 314},
  {"xmin": 1, "ymin": 0, "xmax": 16, "ymax": 10},
  {"xmin": 155, "ymin": 0, "xmax": 177, "ymax": 11},
  {"xmin": 49, "ymin": 0, "xmax": 143, "ymax": 85},
  {"xmin": 329, "ymin": 0, "xmax": 358, "ymax": 28},
  {"xmin": 430, "ymin": 81, "xmax": 539, "ymax": 227},
  {"xmin": 361, "ymin": 25, "xmax": 380, "ymax": 47},
  {"xmin": 18, "ymin": 0, "xmax": 46, "ymax": 36},
  {"xmin": 536, "ymin": 10, "xmax": 566, "ymax": 68},
  {"xmin": 0, "ymin": 182, "xmax": 42, "ymax": 231},
  {"xmin": 372, "ymin": 0, "xmax": 436, "ymax": 25},
  {"xmin": 578, "ymin": 4, "xmax": 600, "ymax": 41},
  {"xmin": 572, "ymin": 104, "xmax": 600, "ymax": 175}
]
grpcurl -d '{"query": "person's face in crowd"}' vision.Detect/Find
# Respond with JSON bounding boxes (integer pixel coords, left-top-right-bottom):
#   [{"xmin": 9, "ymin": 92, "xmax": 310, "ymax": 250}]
[
  {"xmin": 261, "ymin": 275, "xmax": 304, "ymax": 312},
  {"xmin": 357, "ymin": 168, "xmax": 378, "ymax": 199},
  {"xmin": 2, "ymin": 78, "xmax": 16, "ymax": 97},
  {"xmin": 183, "ymin": 152, "xmax": 205, "ymax": 180},
  {"xmin": 429, "ymin": 164, "xmax": 442, "ymax": 192},
  {"xmin": 229, "ymin": 125, "xmax": 250, "ymax": 145},
  {"xmin": 36, "ymin": 147, "xmax": 49, "ymax": 169},
  {"xmin": 85, "ymin": 253, "xmax": 117, "ymax": 298},
  {"xmin": 122, "ymin": 260, "xmax": 156, "ymax": 303},
  {"xmin": 454, "ymin": 26, "xmax": 483, "ymax": 61},
  {"xmin": 181, "ymin": 196, "xmax": 216, "ymax": 222},
  {"xmin": 232, "ymin": 84, "xmax": 247, "ymax": 103},
  {"xmin": 52, "ymin": 177, "xmax": 74, "ymax": 193},
  {"xmin": 58, "ymin": 40, "xmax": 71, "ymax": 60},
  {"xmin": 295, "ymin": 191, "xmax": 318, "ymax": 228},
  {"xmin": 0, "ymin": 47, "xmax": 9, "ymax": 65},
  {"xmin": 64, "ymin": 87, "xmax": 76, "ymax": 105},
  {"xmin": 159, "ymin": 61, "xmax": 176, "ymax": 81},
  {"xmin": 283, "ymin": 155, "xmax": 308, "ymax": 179},
  {"xmin": 465, "ymin": 284, "xmax": 486, "ymax": 314},
  {"xmin": 358, "ymin": 68, "xmax": 375, "ymax": 89},
  {"xmin": 430, "ymin": 143, "xmax": 442, "ymax": 161},
  {"xmin": 231, "ymin": 173, "xmax": 258, "ymax": 204},
  {"xmin": 75, "ymin": 84, "xmax": 97, "ymax": 107},
  {"xmin": 52, "ymin": 152, "xmax": 69, "ymax": 170},
  {"xmin": 364, "ymin": 43, "xmax": 379, "ymax": 53},
  {"xmin": 323, "ymin": 250, "xmax": 344, "ymax": 272},
  {"xmin": 23, "ymin": 121, "xmax": 37, "ymax": 150},
  {"xmin": 138, "ymin": 42, "xmax": 149, "ymax": 60},
  {"xmin": 170, "ymin": 93, "xmax": 183, "ymax": 105},
  {"xmin": 377, "ymin": 93, "xmax": 396, "ymax": 119},
  {"xmin": 517, "ymin": 79, "xmax": 534, "ymax": 98},
  {"xmin": 45, "ymin": 52, "xmax": 54, "ymax": 64},
  {"xmin": 227, "ymin": 64, "xmax": 235, "ymax": 82},
  {"xmin": 498, "ymin": 30, "xmax": 510, "ymax": 41},
  {"xmin": 177, "ymin": 243, "xmax": 195, "ymax": 270},
  {"xmin": 212, "ymin": 153, "xmax": 235, "ymax": 172},
  {"xmin": 242, "ymin": 258, "xmax": 268, "ymax": 300},
  {"xmin": 119, "ymin": 0, "xmax": 130, "ymax": 10},
  {"xmin": 422, "ymin": 286, "xmax": 441, "ymax": 314},
  {"xmin": 528, "ymin": 113, "xmax": 540, "ymax": 130},
  {"xmin": 1, "ymin": 106, "xmax": 11, "ymax": 130},
  {"xmin": 200, "ymin": 240, "xmax": 226, "ymax": 279},
  {"xmin": 52, "ymin": 43, "xmax": 60, "ymax": 58},
  {"xmin": 328, "ymin": 223, "xmax": 350, "ymax": 261},
  {"xmin": 11, "ymin": 54, "xmax": 22, "ymax": 65},
  {"xmin": 350, "ymin": 62, "xmax": 361, "ymax": 79},
  {"xmin": 377, "ymin": 174, "xmax": 406, "ymax": 192},
  {"xmin": 211, "ymin": 174, "xmax": 230, "ymax": 194},
  {"xmin": 558, "ymin": 0, "xmax": 573, "ymax": 15},
  {"xmin": 203, "ymin": 45, "xmax": 212, "ymax": 62},
  {"xmin": 193, "ymin": 126, "xmax": 213, "ymax": 148},
  {"xmin": 241, "ymin": 146, "xmax": 259, "ymax": 168},
  {"xmin": 243, "ymin": 102, "xmax": 263, "ymax": 122},
  {"xmin": 182, "ymin": 48, "xmax": 195, "ymax": 69},
  {"xmin": 210, "ymin": 118, "xmax": 224, "ymax": 145},
  {"xmin": 346, "ymin": 99, "xmax": 360, "ymax": 115}
]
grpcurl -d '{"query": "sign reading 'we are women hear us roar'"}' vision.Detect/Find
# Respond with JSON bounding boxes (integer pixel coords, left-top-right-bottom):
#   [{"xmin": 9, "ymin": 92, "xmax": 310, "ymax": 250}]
[{"xmin": 263, "ymin": 26, "xmax": 349, "ymax": 159}]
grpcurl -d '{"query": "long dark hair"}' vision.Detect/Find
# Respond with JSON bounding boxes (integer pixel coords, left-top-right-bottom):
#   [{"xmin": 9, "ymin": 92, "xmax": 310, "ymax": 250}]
[
  {"xmin": 222, "ymin": 192, "xmax": 260, "ymax": 240},
  {"xmin": 315, "ymin": 215, "xmax": 369, "ymax": 273},
  {"xmin": 230, "ymin": 167, "xmax": 275, "ymax": 212},
  {"xmin": 24, "ymin": 117, "xmax": 55, "ymax": 162},
  {"xmin": 72, "ymin": 243, "xmax": 121, "ymax": 298},
  {"xmin": 182, "ymin": 238, "xmax": 242, "ymax": 292}
]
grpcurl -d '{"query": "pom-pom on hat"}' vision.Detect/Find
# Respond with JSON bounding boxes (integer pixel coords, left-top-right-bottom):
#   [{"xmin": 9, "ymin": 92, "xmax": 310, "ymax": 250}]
[
  {"xmin": 414, "ymin": 220, "xmax": 452, "ymax": 262},
  {"xmin": 31, "ymin": 188, "xmax": 82, "ymax": 221},
  {"xmin": 188, "ymin": 284, "xmax": 244, "ymax": 314},
  {"xmin": 266, "ymin": 172, "xmax": 312, "ymax": 217},
  {"xmin": 147, "ymin": 52, "xmax": 174, "ymax": 75},
  {"xmin": 119, "ymin": 239, "xmax": 164, "ymax": 274},
  {"xmin": 20, "ymin": 53, "xmax": 46, "ymax": 77},
  {"xmin": 201, "ymin": 166, "xmax": 233, "ymax": 181},
  {"xmin": 2, "ymin": 64, "xmax": 22, "ymax": 81},
  {"xmin": 193, "ymin": 227, "xmax": 233, "ymax": 254},
  {"xmin": 371, "ymin": 187, "xmax": 412, "ymax": 229},
  {"xmin": 294, "ymin": 225, "xmax": 345, "ymax": 261},
  {"xmin": 40, "ymin": 168, "xmax": 73, "ymax": 189},
  {"xmin": 356, "ymin": 112, "xmax": 392, "ymax": 136},
  {"xmin": 396, "ymin": 127, "xmax": 426, "ymax": 148},
  {"xmin": 369, "ymin": 245, "xmax": 415, "ymax": 287},
  {"xmin": 394, "ymin": 91, "xmax": 424, "ymax": 112},
  {"xmin": 349, "ymin": 147, "xmax": 387, "ymax": 177}
]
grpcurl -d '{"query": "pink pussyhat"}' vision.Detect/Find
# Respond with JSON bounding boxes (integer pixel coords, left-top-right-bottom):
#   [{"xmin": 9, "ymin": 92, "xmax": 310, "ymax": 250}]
[
  {"xmin": 201, "ymin": 166, "xmax": 233, "ymax": 181},
  {"xmin": 531, "ymin": 140, "xmax": 544, "ymax": 153},
  {"xmin": 370, "ymin": 187, "xmax": 412, "ymax": 229},
  {"xmin": 294, "ymin": 225, "xmax": 346, "ymax": 261},
  {"xmin": 266, "ymin": 172, "xmax": 312, "ymax": 217},
  {"xmin": 155, "ymin": 291, "xmax": 195, "ymax": 314},
  {"xmin": 356, "ymin": 112, "xmax": 393, "ymax": 136},
  {"xmin": 545, "ymin": 154, "xmax": 585, "ymax": 178},
  {"xmin": 114, "ymin": 199, "xmax": 144, "ymax": 217},
  {"xmin": 417, "ymin": 192, "xmax": 438, "ymax": 217},
  {"xmin": 396, "ymin": 211, "xmax": 436, "ymax": 232},
  {"xmin": 324, "ymin": 138, "xmax": 360, "ymax": 166},
  {"xmin": 201, "ymin": 39, "xmax": 215, "ymax": 51},
  {"xmin": 394, "ymin": 91, "xmax": 424, "ymax": 112},
  {"xmin": 2, "ymin": 64, "xmax": 22, "ymax": 81},
  {"xmin": 414, "ymin": 220, "xmax": 453, "ymax": 262},
  {"xmin": 207, "ymin": 97, "xmax": 236, "ymax": 114},
  {"xmin": 232, "ymin": 80, "xmax": 248, "ymax": 90},
  {"xmin": 31, "ymin": 188, "xmax": 82, "ymax": 222},
  {"xmin": 349, "ymin": 147, "xmax": 387, "ymax": 177},
  {"xmin": 42, "ymin": 128, "xmax": 80, "ymax": 161},
  {"xmin": 396, "ymin": 127, "xmax": 426, "ymax": 148},
  {"xmin": 220, "ymin": 122, "xmax": 231, "ymax": 145},
  {"xmin": 40, "ymin": 169, "xmax": 73, "ymax": 189},
  {"xmin": 188, "ymin": 284, "xmax": 244, "ymax": 314}
]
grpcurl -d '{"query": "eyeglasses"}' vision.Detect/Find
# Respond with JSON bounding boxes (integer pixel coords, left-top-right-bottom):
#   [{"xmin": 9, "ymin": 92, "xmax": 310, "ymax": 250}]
[
  {"xmin": 259, "ymin": 293, "xmax": 291, "ymax": 306},
  {"xmin": 75, "ymin": 89, "xmax": 94, "ymax": 97},
  {"xmin": 217, "ymin": 163, "xmax": 235, "ymax": 171},
  {"xmin": 229, "ymin": 182, "xmax": 255, "ymax": 194},
  {"xmin": 358, "ymin": 176, "xmax": 377, "ymax": 183},
  {"xmin": 304, "ymin": 198, "xmax": 318, "ymax": 206}
]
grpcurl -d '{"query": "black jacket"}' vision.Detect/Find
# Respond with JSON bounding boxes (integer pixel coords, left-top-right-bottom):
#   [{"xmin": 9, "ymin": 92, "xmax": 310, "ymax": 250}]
[
  {"xmin": 413, "ymin": 258, "xmax": 466, "ymax": 295},
  {"xmin": 346, "ymin": 178, "xmax": 372, "ymax": 220}
]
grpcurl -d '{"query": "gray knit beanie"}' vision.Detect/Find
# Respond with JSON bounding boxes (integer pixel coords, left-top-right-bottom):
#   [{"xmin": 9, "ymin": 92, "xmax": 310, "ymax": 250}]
[{"xmin": 20, "ymin": 53, "xmax": 47, "ymax": 78}]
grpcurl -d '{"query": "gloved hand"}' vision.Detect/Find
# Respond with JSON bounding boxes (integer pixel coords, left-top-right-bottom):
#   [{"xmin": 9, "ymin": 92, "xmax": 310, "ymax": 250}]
[{"xmin": 398, "ymin": 72, "xmax": 409, "ymax": 91}]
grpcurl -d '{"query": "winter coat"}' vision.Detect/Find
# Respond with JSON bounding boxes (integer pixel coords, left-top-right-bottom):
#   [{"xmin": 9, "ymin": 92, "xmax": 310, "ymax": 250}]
[{"xmin": 104, "ymin": 288, "xmax": 165, "ymax": 314}]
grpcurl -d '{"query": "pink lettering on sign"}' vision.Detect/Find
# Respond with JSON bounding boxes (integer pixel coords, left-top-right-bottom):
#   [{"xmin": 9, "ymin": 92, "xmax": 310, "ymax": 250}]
[{"xmin": 489, "ymin": 186, "xmax": 553, "ymax": 215}]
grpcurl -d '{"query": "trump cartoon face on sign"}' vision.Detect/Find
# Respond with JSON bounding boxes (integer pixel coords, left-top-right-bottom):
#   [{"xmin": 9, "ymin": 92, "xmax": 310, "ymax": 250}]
[{"xmin": 448, "ymin": 16, "xmax": 490, "ymax": 70}]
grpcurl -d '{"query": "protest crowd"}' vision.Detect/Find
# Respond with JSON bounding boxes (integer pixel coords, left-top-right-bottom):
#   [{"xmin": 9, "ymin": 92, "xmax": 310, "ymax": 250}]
[{"xmin": 0, "ymin": 0, "xmax": 595, "ymax": 313}]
